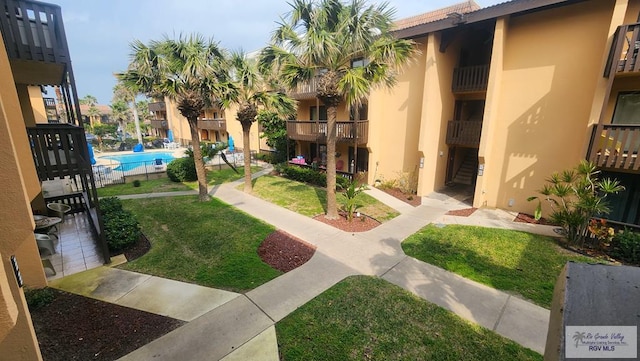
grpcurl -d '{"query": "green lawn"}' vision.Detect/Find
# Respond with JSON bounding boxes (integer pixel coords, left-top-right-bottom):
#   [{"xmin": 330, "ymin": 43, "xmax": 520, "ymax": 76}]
[
  {"xmin": 277, "ymin": 276, "xmax": 542, "ymax": 360},
  {"xmin": 402, "ymin": 225, "xmax": 596, "ymax": 308},
  {"xmin": 120, "ymin": 195, "xmax": 281, "ymax": 292},
  {"xmin": 249, "ymin": 175, "xmax": 399, "ymax": 221},
  {"xmin": 97, "ymin": 166, "xmax": 261, "ymax": 197}
]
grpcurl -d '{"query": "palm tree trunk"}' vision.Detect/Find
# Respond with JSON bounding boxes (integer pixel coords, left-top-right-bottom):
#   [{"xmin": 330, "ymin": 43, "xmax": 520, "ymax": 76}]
[
  {"xmin": 131, "ymin": 102, "xmax": 143, "ymax": 145},
  {"xmin": 241, "ymin": 122, "xmax": 253, "ymax": 193},
  {"xmin": 188, "ymin": 118, "xmax": 209, "ymax": 201},
  {"xmin": 325, "ymin": 106, "xmax": 338, "ymax": 219}
]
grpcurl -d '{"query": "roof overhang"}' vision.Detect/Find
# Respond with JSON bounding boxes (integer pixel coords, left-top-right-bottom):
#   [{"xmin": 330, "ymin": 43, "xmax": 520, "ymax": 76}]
[{"xmin": 393, "ymin": 0, "xmax": 589, "ymax": 39}]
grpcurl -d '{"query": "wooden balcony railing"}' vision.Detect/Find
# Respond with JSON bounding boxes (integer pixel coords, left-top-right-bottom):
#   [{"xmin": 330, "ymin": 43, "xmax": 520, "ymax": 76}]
[
  {"xmin": 150, "ymin": 119, "xmax": 168, "ymax": 129},
  {"xmin": 588, "ymin": 124, "xmax": 640, "ymax": 171},
  {"xmin": 26, "ymin": 123, "xmax": 91, "ymax": 180},
  {"xmin": 605, "ymin": 23, "xmax": 640, "ymax": 76},
  {"xmin": 287, "ymin": 120, "xmax": 369, "ymax": 144},
  {"xmin": 148, "ymin": 101, "xmax": 166, "ymax": 112},
  {"xmin": 197, "ymin": 118, "xmax": 226, "ymax": 131},
  {"xmin": 43, "ymin": 97, "xmax": 56, "ymax": 108},
  {"xmin": 446, "ymin": 120, "xmax": 483, "ymax": 147},
  {"xmin": 0, "ymin": 0, "xmax": 70, "ymax": 64},
  {"xmin": 452, "ymin": 65, "xmax": 489, "ymax": 93},
  {"xmin": 288, "ymin": 77, "xmax": 319, "ymax": 100}
]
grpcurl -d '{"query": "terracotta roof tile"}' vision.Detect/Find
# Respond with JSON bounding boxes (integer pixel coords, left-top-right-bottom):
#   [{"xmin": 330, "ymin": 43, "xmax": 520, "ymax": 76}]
[{"xmin": 394, "ymin": 1, "xmax": 481, "ymax": 30}]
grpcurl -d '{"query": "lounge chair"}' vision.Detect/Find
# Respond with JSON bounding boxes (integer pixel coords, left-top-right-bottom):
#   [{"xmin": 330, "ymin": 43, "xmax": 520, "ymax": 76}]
[{"xmin": 154, "ymin": 158, "xmax": 164, "ymax": 169}]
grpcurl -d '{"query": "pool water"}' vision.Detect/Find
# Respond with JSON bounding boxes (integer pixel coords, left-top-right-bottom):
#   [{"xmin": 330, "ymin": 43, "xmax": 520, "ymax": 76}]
[{"xmin": 102, "ymin": 152, "xmax": 177, "ymax": 171}]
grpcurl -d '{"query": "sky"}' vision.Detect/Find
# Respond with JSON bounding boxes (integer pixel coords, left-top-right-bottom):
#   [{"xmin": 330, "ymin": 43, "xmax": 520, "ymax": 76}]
[{"xmin": 46, "ymin": 0, "xmax": 505, "ymax": 105}]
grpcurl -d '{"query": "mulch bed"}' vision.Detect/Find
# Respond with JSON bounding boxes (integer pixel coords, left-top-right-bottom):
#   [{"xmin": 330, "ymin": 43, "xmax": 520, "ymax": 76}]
[
  {"xmin": 258, "ymin": 230, "xmax": 316, "ymax": 272},
  {"xmin": 380, "ymin": 187, "xmax": 421, "ymax": 207},
  {"xmin": 513, "ymin": 212, "xmax": 556, "ymax": 225},
  {"xmin": 313, "ymin": 211, "xmax": 381, "ymax": 232},
  {"xmin": 31, "ymin": 289, "xmax": 185, "ymax": 361},
  {"xmin": 445, "ymin": 208, "xmax": 477, "ymax": 217}
]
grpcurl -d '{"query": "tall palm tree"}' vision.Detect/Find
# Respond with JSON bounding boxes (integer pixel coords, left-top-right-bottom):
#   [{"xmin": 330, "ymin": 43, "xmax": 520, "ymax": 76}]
[
  {"xmin": 109, "ymin": 100, "xmax": 130, "ymax": 137},
  {"xmin": 113, "ymin": 81, "xmax": 144, "ymax": 146},
  {"xmin": 260, "ymin": 0, "xmax": 417, "ymax": 219},
  {"xmin": 223, "ymin": 51, "xmax": 295, "ymax": 193},
  {"xmin": 117, "ymin": 34, "xmax": 236, "ymax": 201}
]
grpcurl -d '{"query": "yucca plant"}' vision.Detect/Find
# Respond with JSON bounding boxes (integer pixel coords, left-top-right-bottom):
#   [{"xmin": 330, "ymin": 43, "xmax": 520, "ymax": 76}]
[
  {"xmin": 528, "ymin": 160, "xmax": 624, "ymax": 246},
  {"xmin": 340, "ymin": 180, "xmax": 367, "ymax": 222}
]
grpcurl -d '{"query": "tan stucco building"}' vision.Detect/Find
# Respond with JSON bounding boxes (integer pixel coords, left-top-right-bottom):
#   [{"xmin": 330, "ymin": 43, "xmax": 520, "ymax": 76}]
[
  {"xmin": 0, "ymin": 0, "xmax": 106, "ymax": 358},
  {"xmin": 283, "ymin": 0, "xmax": 640, "ymax": 226}
]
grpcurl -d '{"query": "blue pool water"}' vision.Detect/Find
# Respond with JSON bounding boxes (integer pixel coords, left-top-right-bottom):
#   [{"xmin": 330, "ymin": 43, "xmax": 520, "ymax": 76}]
[{"xmin": 102, "ymin": 152, "xmax": 177, "ymax": 171}]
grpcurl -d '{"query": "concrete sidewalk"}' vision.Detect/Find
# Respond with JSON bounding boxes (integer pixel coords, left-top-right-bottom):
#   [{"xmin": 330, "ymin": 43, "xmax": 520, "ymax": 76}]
[{"xmin": 71, "ymin": 168, "xmax": 556, "ymax": 359}]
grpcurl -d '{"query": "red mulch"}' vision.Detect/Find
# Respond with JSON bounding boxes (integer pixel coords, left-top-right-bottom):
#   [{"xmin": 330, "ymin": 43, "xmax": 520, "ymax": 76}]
[
  {"xmin": 380, "ymin": 187, "xmax": 421, "ymax": 207},
  {"xmin": 31, "ymin": 289, "xmax": 184, "ymax": 361},
  {"xmin": 258, "ymin": 230, "xmax": 316, "ymax": 272},
  {"xmin": 513, "ymin": 212, "xmax": 556, "ymax": 225},
  {"xmin": 446, "ymin": 208, "xmax": 477, "ymax": 217},
  {"xmin": 313, "ymin": 211, "xmax": 381, "ymax": 232}
]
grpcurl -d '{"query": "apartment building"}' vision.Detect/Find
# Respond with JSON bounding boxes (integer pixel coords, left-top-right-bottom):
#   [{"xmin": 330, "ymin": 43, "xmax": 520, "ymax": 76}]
[
  {"xmin": 284, "ymin": 0, "xmax": 640, "ymax": 226},
  {"xmin": 0, "ymin": 0, "xmax": 106, "ymax": 358}
]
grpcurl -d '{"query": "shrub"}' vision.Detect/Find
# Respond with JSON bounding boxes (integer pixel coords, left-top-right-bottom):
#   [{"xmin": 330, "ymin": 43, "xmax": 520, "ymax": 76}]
[
  {"xmin": 528, "ymin": 161, "xmax": 624, "ymax": 246},
  {"xmin": 166, "ymin": 157, "xmax": 197, "ymax": 182},
  {"xmin": 609, "ymin": 229, "xmax": 640, "ymax": 264},
  {"xmin": 340, "ymin": 180, "xmax": 367, "ymax": 221},
  {"xmin": 132, "ymin": 179, "xmax": 141, "ymax": 187},
  {"xmin": 99, "ymin": 197, "xmax": 140, "ymax": 252},
  {"xmin": 277, "ymin": 164, "xmax": 351, "ymax": 189},
  {"xmin": 24, "ymin": 287, "xmax": 55, "ymax": 311}
]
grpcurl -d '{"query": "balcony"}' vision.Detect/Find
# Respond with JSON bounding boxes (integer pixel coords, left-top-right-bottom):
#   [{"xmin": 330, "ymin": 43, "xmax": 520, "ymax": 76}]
[
  {"xmin": 287, "ymin": 120, "xmax": 368, "ymax": 144},
  {"xmin": 197, "ymin": 118, "xmax": 226, "ymax": 131},
  {"xmin": 587, "ymin": 124, "xmax": 640, "ymax": 171},
  {"xmin": 605, "ymin": 23, "xmax": 640, "ymax": 77},
  {"xmin": 288, "ymin": 77, "xmax": 319, "ymax": 100},
  {"xmin": 26, "ymin": 123, "xmax": 108, "ymax": 262},
  {"xmin": 452, "ymin": 65, "xmax": 489, "ymax": 93},
  {"xmin": 148, "ymin": 101, "xmax": 166, "ymax": 112},
  {"xmin": 150, "ymin": 119, "xmax": 168, "ymax": 129},
  {"xmin": 446, "ymin": 120, "xmax": 483, "ymax": 147}
]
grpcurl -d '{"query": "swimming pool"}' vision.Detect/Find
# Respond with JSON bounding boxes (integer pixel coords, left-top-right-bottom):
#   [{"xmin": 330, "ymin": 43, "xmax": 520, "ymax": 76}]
[{"xmin": 101, "ymin": 152, "xmax": 177, "ymax": 171}]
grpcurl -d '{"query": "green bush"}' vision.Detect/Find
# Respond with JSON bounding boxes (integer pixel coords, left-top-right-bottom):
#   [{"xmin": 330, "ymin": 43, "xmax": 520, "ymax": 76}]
[
  {"xmin": 132, "ymin": 179, "xmax": 141, "ymax": 187},
  {"xmin": 609, "ymin": 229, "xmax": 640, "ymax": 264},
  {"xmin": 24, "ymin": 287, "xmax": 55, "ymax": 311},
  {"xmin": 277, "ymin": 164, "xmax": 350, "ymax": 189},
  {"xmin": 166, "ymin": 157, "xmax": 197, "ymax": 182},
  {"xmin": 99, "ymin": 197, "xmax": 140, "ymax": 252}
]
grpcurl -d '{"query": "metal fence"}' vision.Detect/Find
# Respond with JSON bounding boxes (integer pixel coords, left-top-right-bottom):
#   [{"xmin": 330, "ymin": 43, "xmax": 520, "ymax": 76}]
[{"xmin": 92, "ymin": 151, "xmax": 258, "ymax": 188}]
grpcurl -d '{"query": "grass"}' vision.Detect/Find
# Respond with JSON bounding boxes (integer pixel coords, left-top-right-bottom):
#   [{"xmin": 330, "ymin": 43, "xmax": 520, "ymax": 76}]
[
  {"xmin": 277, "ymin": 276, "xmax": 542, "ymax": 361},
  {"xmin": 249, "ymin": 175, "xmax": 399, "ymax": 221},
  {"xmin": 120, "ymin": 195, "xmax": 281, "ymax": 293},
  {"xmin": 97, "ymin": 166, "xmax": 261, "ymax": 197},
  {"xmin": 402, "ymin": 225, "xmax": 596, "ymax": 308}
]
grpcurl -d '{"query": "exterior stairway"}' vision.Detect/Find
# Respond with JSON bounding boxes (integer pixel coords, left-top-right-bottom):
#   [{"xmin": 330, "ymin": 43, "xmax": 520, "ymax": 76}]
[{"xmin": 452, "ymin": 152, "xmax": 478, "ymax": 185}]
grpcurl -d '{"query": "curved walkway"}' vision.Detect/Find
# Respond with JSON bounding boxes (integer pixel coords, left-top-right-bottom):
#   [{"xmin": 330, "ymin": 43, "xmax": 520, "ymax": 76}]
[{"xmin": 54, "ymin": 166, "xmax": 556, "ymax": 360}]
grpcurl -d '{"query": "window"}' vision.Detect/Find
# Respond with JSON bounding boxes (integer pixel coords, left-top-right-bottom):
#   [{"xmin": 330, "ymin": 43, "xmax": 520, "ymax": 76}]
[
  {"xmin": 351, "ymin": 58, "xmax": 369, "ymax": 68},
  {"xmin": 612, "ymin": 92, "xmax": 640, "ymax": 124},
  {"xmin": 310, "ymin": 106, "xmax": 327, "ymax": 121}
]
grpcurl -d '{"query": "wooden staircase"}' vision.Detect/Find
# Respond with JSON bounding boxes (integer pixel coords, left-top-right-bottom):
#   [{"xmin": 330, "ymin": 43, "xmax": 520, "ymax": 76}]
[{"xmin": 452, "ymin": 152, "xmax": 478, "ymax": 185}]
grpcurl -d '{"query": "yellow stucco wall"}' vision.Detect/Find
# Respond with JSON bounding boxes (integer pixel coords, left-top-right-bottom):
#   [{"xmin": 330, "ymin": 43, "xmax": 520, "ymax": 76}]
[
  {"xmin": 0, "ymin": 34, "xmax": 45, "ymax": 359},
  {"xmin": 475, "ymin": 0, "xmax": 615, "ymax": 214},
  {"xmin": 370, "ymin": 38, "xmax": 427, "ymax": 187},
  {"xmin": 28, "ymin": 86, "xmax": 47, "ymax": 124},
  {"xmin": 415, "ymin": 33, "xmax": 459, "ymax": 195}
]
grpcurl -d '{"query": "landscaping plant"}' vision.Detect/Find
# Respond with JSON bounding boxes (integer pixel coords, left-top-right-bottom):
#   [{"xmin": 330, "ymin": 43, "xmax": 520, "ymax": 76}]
[
  {"xmin": 609, "ymin": 229, "xmax": 640, "ymax": 264},
  {"xmin": 340, "ymin": 180, "xmax": 367, "ymax": 221},
  {"xmin": 528, "ymin": 160, "xmax": 624, "ymax": 246},
  {"xmin": 99, "ymin": 197, "xmax": 140, "ymax": 252}
]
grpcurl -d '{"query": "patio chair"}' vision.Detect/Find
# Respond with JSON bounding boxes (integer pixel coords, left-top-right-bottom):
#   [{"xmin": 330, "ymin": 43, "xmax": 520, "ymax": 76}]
[
  {"xmin": 35, "ymin": 233, "xmax": 56, "ymax": 256},
  {"xmin": 154, "ymin": 158, "xmax": 164, "ymax": 169}
]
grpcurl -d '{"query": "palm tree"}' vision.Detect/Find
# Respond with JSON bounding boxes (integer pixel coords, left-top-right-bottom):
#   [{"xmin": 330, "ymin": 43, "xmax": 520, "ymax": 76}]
[
  {"xmin": 109, "ymin": 100, "xmax": 130, "ymax": 138},
  {"xmin": 260, "ymin": 0, "xmax": 417, "ymax": 219},
  {"xmin": 79, "ymin": 94, "xmax": 98, "ymax": 106},
  {"xmin": 113, "ymin": 81, "xmax": 144, "ymax": 146},
  {"xmin": 223, "ymin": 51, "xmax": 295, "ymax": 193},
  {"xmin": 85, "ymin": 105, "xmax": 101, "ymax": 127},
  {"xmin": 117, "ymin": 34, "xmax": 236, "ymax": 201}
]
